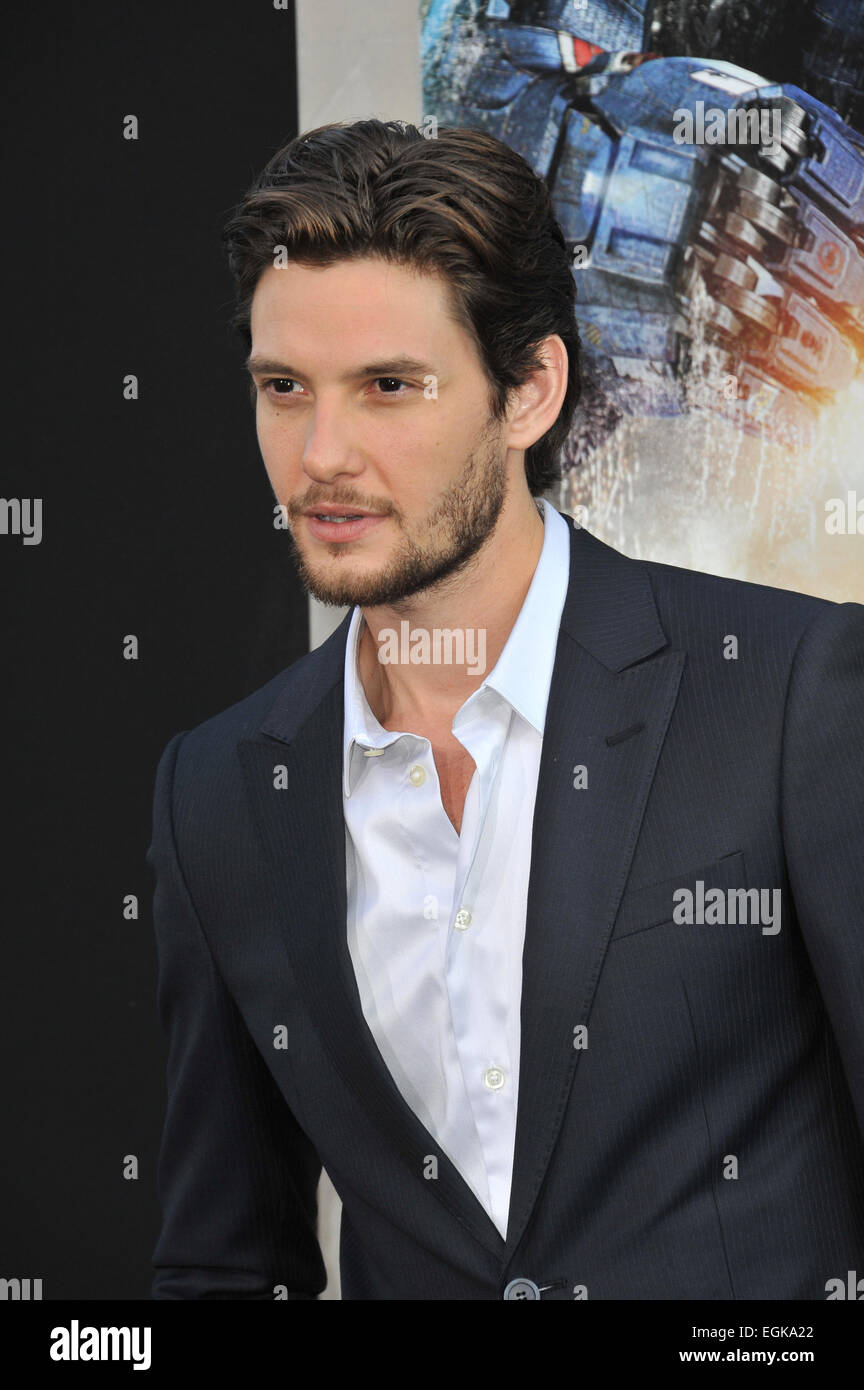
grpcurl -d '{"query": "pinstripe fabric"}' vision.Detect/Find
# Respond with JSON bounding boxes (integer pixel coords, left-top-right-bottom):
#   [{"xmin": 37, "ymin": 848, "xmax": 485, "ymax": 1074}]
[{"xmin": 148, "ymin": 511, "xmax": 864, "ymax": 1299}]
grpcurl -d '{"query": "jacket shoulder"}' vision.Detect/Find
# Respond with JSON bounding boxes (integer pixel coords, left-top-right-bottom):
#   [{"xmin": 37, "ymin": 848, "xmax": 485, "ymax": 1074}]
[
  {"xmin": 638, "ymin": 553, "xmax": 843, "ymax": 642},
  {"xmin": 162, "ymin": 611, "xmax": 350, "ymax": 781}
]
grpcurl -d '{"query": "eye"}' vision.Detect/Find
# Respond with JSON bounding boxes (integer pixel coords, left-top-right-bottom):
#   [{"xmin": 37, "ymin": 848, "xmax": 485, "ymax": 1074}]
[
  {"xmin": 262, "ymin": 377, "xmax": 301, "ymax": 397},
  {"xmin": 373, "ymin": 377, "xmax": 410, "ymax": 394},
  {"xmin": 258, "ymin": 375, "xmax": 412, "ymax": 401}
]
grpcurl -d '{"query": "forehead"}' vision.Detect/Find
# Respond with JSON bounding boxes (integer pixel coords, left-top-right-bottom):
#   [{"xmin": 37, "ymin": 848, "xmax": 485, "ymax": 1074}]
[{"xmin": 249, "ymin": 255, "xmax": 473, "ymax": 362}]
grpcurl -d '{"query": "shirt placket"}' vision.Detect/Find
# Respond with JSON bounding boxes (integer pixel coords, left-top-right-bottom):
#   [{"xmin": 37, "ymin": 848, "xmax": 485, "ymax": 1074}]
[{"xmin": 445, "ymin": 700, "xmax": 517, "ymax": 1236}]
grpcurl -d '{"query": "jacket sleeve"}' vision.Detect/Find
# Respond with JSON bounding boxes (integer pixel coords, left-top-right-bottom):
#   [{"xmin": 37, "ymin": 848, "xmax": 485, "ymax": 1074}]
[
  {"xmin": 147, "ymin": 730, "xmax": 327, "ymax": 1299},
  {"xmin": 780, "ymin": 600, "xmax": 864, "ymax": 1143}
]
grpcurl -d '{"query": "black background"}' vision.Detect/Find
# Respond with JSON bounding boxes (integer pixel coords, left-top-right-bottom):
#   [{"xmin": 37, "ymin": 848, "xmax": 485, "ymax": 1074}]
[{"xmin": 2, "ymin": 0, "xmax": 308, "ymax": 1298}]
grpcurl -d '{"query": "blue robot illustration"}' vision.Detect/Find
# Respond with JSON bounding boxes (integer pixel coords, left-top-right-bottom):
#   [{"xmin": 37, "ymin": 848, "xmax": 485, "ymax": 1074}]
[{"xmin": 422, "ymin": 1, "xmax": 864, "ymax": 454}]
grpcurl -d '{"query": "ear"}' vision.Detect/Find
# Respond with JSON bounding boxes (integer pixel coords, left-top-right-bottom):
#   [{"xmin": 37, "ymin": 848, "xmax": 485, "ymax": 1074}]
[{"xmin": 502, "ymin": 334, "xmax": 569, "ymax": 454}]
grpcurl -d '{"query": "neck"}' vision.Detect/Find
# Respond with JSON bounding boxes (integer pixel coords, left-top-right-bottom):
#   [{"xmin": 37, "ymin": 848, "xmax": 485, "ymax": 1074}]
[{"xmin": 357, "ymin": 492, "xmax": 546, "ymax": 730}]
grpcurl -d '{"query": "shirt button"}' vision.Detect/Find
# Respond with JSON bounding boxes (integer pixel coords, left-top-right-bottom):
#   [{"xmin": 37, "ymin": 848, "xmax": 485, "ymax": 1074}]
[
  {"xmin": 484, "ymin": 1066, "xmax": 505, "ymax": 1091},
  {"xmin": 408, "ymin": 765, "xmax": 426, "ymax": 787},
  {"xmin": 454, "ymin": 908, "xmax": 472, "ymax": 930}
]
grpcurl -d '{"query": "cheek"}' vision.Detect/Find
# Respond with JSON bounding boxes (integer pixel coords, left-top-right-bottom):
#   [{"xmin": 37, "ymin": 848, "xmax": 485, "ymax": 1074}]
[
  {"xmin": 255, "ymin": 400, "xmax": 279, "ymax": 449},
  {"xmin": 256, "ymin": 408, "xmax": 299, "ymax": 481}
]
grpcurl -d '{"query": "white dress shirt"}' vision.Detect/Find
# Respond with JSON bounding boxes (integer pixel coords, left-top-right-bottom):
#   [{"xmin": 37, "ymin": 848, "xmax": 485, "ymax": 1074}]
[{"xmin": 342, "ymin": 499, "xmax": 571, "ymax": 1238}]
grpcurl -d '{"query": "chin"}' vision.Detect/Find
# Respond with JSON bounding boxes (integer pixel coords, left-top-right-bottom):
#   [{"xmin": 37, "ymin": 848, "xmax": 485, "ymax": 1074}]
[{"xmin": 302, "ymin": 563, "xmax": 380, "ymax": 608}]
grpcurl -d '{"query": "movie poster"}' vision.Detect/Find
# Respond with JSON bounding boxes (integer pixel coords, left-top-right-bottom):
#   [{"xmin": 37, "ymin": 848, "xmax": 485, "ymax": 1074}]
[{"xmin": 421, "ymin": 0, "xmax": 864, "ymax": 602}]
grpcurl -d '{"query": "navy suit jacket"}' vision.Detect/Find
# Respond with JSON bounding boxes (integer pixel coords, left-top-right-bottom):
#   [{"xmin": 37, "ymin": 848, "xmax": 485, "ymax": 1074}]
[{"xmin": 148, "ymin": 512, "xmax": 864, "ymax": 1299}]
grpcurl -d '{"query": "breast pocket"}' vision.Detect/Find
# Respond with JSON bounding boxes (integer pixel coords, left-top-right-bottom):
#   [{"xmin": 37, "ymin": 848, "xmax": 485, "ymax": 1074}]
[{"xmin": 610, "ymin": 850, "xmax": 748, "ymax": 942}]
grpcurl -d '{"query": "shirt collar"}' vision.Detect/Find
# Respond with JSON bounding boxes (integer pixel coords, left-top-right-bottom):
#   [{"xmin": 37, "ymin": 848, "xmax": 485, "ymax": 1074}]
[{"xmin": 342, "ymin": 498, "xmax": 571, "ymax": 797}]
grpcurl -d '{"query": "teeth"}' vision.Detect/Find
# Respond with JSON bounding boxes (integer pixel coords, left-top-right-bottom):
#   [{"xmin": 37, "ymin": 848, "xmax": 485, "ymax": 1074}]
[{"xmin": 316, "ymin": 514, "xmax": 363, "ymax": 522}]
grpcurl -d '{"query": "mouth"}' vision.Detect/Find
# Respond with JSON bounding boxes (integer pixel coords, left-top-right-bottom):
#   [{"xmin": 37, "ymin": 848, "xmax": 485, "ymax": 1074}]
[
  {"xmin": 303, "ymin": 510, "xmax": 388, "ymax": 543},
  {"xmin": 306, "ymin": 511, "xmax": 374, "ymax": 522}
]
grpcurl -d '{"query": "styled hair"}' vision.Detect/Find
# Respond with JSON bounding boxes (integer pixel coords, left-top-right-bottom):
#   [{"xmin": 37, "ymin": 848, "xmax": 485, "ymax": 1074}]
[{"xmin": 221, "ymin": 118, "xmax": 581, "ymax": 496}]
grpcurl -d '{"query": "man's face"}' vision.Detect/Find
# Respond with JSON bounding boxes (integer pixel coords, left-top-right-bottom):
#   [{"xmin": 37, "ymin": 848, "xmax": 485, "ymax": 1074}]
[{"xmin": 247, "ymin": 255, "xmax": 515, "ymax": 608}]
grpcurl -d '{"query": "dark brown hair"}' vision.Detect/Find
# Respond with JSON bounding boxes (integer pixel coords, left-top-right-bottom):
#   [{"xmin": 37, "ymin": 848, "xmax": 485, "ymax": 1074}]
[{"xmin": 221, "ymin": 118, "xmax": 581, "ymax": 495}]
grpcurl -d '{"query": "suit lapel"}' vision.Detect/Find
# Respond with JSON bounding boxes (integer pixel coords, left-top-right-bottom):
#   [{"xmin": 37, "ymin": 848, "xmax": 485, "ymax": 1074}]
[
  {"xmin": 237, "ymin": 513, "xmax": 684, "ymax": 1264},
  {"xmin": 236, "ymin": 634, "xmax": 505, "ymax": 1257},
  {"xmin": 504, "ymin": 516, "xmax": 684, "ymax": 1254}
]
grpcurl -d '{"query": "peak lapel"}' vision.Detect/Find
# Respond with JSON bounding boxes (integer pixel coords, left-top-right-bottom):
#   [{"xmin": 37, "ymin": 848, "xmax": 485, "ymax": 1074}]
[
  {"xmin": 236, "ymin": 614, "xmax": 505, "ymax": 1259},
  {"xmin": 504, "ymin": 516, "xmax": 685, "ymax": 1255}
]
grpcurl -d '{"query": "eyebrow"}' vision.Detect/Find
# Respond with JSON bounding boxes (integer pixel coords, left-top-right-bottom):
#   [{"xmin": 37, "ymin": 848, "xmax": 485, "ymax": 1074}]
[{"xmin": 245, "ymin": 354, "xmax": 436, "ymax": 380}]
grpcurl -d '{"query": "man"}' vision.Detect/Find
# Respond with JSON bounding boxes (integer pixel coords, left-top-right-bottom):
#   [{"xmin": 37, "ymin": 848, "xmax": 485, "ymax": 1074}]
[{"xmin": 148, "ymin": 118, "xmax": 864, "ymax": 1300}]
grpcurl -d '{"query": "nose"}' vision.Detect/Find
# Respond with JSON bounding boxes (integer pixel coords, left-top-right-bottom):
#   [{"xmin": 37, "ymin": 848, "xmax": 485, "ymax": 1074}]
[{"xmin": 301, "ymin": 397, "xmax": 362, "ymax": 484}]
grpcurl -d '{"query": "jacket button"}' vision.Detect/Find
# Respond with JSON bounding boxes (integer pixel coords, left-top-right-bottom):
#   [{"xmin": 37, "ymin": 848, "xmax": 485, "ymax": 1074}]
[{"xmin": 503, "ymin": 1278, "xmax": 541, "ymax": 1300}]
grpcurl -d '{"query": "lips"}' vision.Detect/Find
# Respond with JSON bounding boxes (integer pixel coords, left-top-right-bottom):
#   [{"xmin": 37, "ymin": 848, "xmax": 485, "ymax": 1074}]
[
  {"xmin": 304, "ymin": 512, "xmax": 387, "ymax": 543},
  {"xmin": 302, "ymin": 507, "xmax": 380, "ymax": 518}
]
